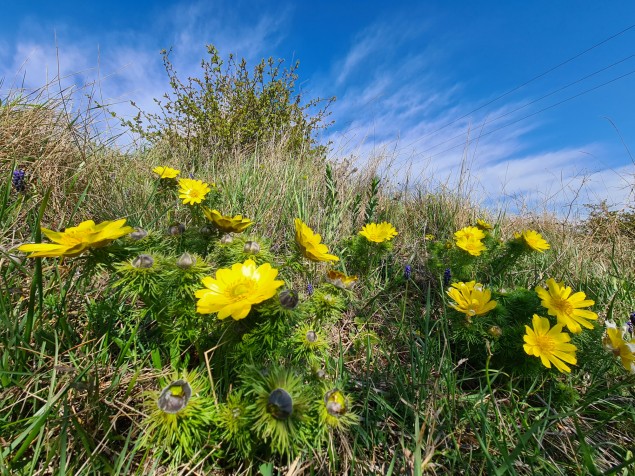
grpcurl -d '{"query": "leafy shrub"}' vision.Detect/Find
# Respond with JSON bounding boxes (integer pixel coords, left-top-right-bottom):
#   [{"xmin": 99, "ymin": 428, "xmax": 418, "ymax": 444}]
[{"xmin": 124, "ymin": 45, "xmax": 335, "ymax": 160}]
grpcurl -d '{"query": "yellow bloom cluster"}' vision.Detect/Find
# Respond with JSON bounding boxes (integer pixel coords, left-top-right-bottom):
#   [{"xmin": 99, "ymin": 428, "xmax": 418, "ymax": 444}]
[
  {"xmin": 359, "ymin": 222, "xmax": 398, "ymax": 243},
  {"xmin": 535, "ymin": 278, "xmax": 598, "ymax": 334},
  {"xmin": 196, "ymin": 259, "xmax": 284, "ymax": 320},
  {"xmin": 18, "ymin": 219, "xmax": 134, "ymax": 258},
  {"xmin": 326, "ymin": 269, "xmax": 358, "ymax": 289},
  {"xmin": 523, "ymin": 314, "xmax": 577, "ymax": 373},
  {"xmin": 294, "ymin": 218, "xmax": 339, "ymax": 262},
  {"xmin": 178, "ymin": 178, "xmax": 213, "ymax": 205},
  {"xmin": 602, "ymin": 321, "xmax": 635, "ymax": 373},
  {"xmin": 152, "ymin": 166, "xmax": 180, "ymax": 179},
  {"xmin": 203, "ymin": 208, "xmax": 253, "ymax": 233},
  {"xmin": 516, "ymin": 230, "xmax": 550, "ymax": 252},
  {"xmin": 523, "ymin": 278, "xmax": 598, "ymax": 373},
  {"xmin": 454, "ymin": 226, "xmax": 486, "ymax": 256},
  {"xmin": 446, "ymin": 281, "xmax": 497, "ymax": 321}
]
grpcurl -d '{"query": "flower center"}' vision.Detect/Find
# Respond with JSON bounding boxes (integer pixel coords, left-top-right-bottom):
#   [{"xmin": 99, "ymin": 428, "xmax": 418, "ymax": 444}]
[
  {"xmin": 231, "ymin": 282, "xmax": 252, "ymax": 297},
  {"xmin": 535, "ymin": 335, "xmax": 555, "ymax": 352},
  {"xmin": 552, "ymin": 297, "xmax": 573, "ymax": 315}
]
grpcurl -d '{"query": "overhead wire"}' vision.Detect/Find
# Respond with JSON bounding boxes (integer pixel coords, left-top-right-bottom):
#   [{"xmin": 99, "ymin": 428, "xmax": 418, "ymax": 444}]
[
  {"xmin": 423, "ymin": 67, "xmax": 635, "ymax": 161},
  {"xmin": 398, "ymin": 22, "xmax": 635, "ymax": 151},
  {"xmin": 406, "ymin": 53, "xmax": 635, "ymax": 156}
]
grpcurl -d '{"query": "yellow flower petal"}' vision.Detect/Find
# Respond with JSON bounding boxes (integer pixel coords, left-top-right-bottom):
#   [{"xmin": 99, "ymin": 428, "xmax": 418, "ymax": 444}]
[
  {"xmin": 294, "ymin": 218, "xmax": 339, "ymax": 262},
  {"xmin": 523, "ymin": 314, "xmax": 577, "ymax": 373},
  {"xmin": 359, "ymin": 222, "xmax": 398, "ymax": 243},
  {"xmin": 196, "ymin": 259, "xmax": 284, "ymax": 320},
  {"xmin": 18, "ymin": 218, "xmax": 133, "ymax": 258}
]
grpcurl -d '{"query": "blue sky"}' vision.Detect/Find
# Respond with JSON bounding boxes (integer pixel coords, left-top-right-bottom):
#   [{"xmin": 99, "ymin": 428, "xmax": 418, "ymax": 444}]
[{"xmin": 1, "ymin": 1, "xmax": 634, "ymax": 216}]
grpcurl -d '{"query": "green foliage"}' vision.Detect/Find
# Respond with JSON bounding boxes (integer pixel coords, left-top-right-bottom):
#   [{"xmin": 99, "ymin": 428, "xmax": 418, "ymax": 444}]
[
  {"xmin": 123, "ymin": 46, "xmax": 335, "ymax": 160},
  {"xmin": 3, "ymin": 76, "xmax": 635, "ymax": 476},
  {"xmin": 140, "ymin": 370, "xmax": 220, "ymax": 463},
  {"xmin": 364, "ymin": 176, "xmax": 381, "ymax": 224}
]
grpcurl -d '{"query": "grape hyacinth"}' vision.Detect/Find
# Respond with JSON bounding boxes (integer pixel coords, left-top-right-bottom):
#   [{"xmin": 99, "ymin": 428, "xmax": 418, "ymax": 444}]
[
  {"xmin": 12, "ymin": 170, "xmax": 26, "ymax": 192},
  {"xmin": 307, "ymin": 283, "xmax": 314, "ymax": 296},
  {"xmin": 443, "ymin": 268, "xmax": 452, "ymax": 286},
  {"xmin": 404, "ymin": 264, "xmax": 412, "ymax": 280}
]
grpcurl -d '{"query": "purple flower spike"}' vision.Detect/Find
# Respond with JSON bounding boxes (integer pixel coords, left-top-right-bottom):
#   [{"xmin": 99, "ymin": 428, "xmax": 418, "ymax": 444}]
[{"xmin": 12, "ymin": 170, "xmax": 26, "ymax": 192}]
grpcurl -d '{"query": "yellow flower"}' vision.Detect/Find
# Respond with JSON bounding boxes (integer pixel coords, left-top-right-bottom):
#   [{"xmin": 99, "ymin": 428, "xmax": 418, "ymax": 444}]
[
  {"xmin": 326, "ymin": 269, "xmax": 358, "ymax": 289},
  {"xmin": 203, "ymin": 208, "xmax": 253, "ymax": 233},
  {"xmin": 446, "ymin": 281, "xmax": 497, "ymax": 320},
  {"xmin": 523, "ymin": 314, "xmax": 577, "ymax": 373},
  {"xmin": 152, "ymin": 166, "xmax": 180, "ymax": 179},
  {"xmin": 535, "ymin": 278, "xmax": 597, "ymax": 334},
  {"xmin": 476, "ymin": 219, "xmax": 493, "ymax": 231},
  {"xmin": 359, "ymin": 222, "xmax": 398, "ymax": 243},
  {"xmin": 18, "ymin": 218, "xmax": 134, "ymax": 258},
  {"xmin": 454, "ymin": 226, "xmax": 485, "ymax": 241},
  {"xmin": 195, "ymin": 259, "xmax": 284, "ymax": 320},
  {"xmin": 455, "ymin": 236, "xmax": 486, "ymax": 256},
  {"xmin": 424, "ymin": 234, "xmax": 435, "ymax": 241},
  {"xmin": 294, "ymin": 218, "xmax": 339, "ymax": 262},
  {"xmin": 178, "ymin": 178, "xmax": 212, "ymax": 205},
  {"xmin": 516, "ymin": 230, "xmax": 550, "ymax": 252},
  {"xmin": 454, "ymin": 226, "xmax": 486, "ymax": 256},
  {"xmin": 603, "ymin": 321, "xmax": 635, "ymax": 373}
]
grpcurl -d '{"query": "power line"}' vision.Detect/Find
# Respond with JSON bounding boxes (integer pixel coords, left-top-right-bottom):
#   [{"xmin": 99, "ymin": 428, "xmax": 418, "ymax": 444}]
[
  {"xmin": 399, "ymin": 22, "xmax": 635, "ymax": 151},
  {"xmin": 408, "ymin": 53, "xmax": 635, "ymax": 156},
  {"xmin": 422, "ymin": 67, "xmax": 635, "ymax": 161}
]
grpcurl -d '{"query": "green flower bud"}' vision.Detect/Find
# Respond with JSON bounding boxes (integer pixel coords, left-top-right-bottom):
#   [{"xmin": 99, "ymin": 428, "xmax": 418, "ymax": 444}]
[
  {"xmin": 279, "ymin": 289, "xmax": 299, "ymax": 309},
  {"xmin": 220, "ymin": 233, "xmax": 233, "ymax": 244},
  {"xmin": 176, "ymin": 252, "xmax": 196, "ymax": 269},
  {"xmin": 157, "ymin": 379, "xmax": 192, "ymax": 414},
  {"xmin": 129, "ymin": 228, "xmax": 148, "ymax": 240},
  {"xmin": 243, "ymin": 240, "xmax": 260, "ymax": 254},
  {"xmin": 168, "ymin": 223, "xmax": 185, "ymax": 236},
  {"xmin": 324, "ymin": 389, "xmax": 347, "ymax": 417},
  {"xmin": 267, "ymin": 388, "xmax": 293, "ymax": 420},
  {"xmin": 132, "ymin": 254, "xmax": 154, "ymax": 268},
  {"xmin": 199, "ymin": 225, "xmax": 215, "ymax": 237}
]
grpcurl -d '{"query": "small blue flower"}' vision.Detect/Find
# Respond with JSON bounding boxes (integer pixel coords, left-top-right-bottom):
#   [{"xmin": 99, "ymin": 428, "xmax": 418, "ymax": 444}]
[
  {"xmin": 307, "ymin": 283, "xmax": 314, "ymax": 296},
  {"xmin": 404, "ymin": 265, "xmax": 412, "ymax": 280},
  {"xmin": 12, "ymin": 169, "xmax": 26, "ymax": 192},
  {"xmin": 443, "ymin": 268, "xmax": 451, "ymax": 286}
]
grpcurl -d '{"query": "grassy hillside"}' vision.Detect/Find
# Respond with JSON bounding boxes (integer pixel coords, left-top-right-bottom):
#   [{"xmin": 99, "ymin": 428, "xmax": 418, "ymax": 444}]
[{"xmin": 1, "ymin": 73, "xmax": 634, "ymax": 475}]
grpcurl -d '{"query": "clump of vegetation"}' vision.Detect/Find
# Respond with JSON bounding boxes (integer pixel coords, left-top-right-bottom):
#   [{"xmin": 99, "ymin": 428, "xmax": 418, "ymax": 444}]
[
  {"xmin": 1, "ymin": 46, "xmax": 634, "ymax": 475},
  {"xmin": 122, "ymin": 45, "xmax": 335, "ymax": 161},
  {"xmin": 584, "ymin": 200, "xmax": 635, "ymax": 239}
]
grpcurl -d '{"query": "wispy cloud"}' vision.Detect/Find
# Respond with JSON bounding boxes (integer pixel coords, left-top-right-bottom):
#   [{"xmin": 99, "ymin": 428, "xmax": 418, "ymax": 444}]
[
  {"xmin": 322, "ymin": 14, "xmax": 633, "ymax": 216},
  {"xmin": 0, "ymin": 0, "xmax": 291, "ymax": 146}
]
